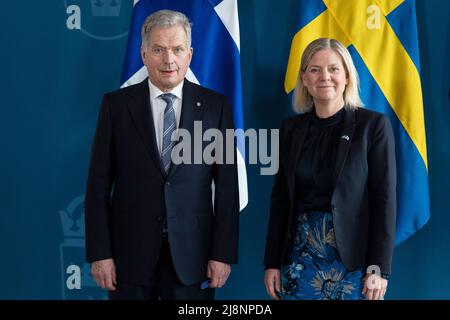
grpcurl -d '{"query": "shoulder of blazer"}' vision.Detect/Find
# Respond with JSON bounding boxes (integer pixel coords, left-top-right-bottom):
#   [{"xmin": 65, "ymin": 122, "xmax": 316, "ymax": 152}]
[
  {"xmin": 354, "ymin": 108, "xmax": 393, "ymax": 156},
  {"xmin": 99, "ymin": 78, "xmax": 149, "ymax": 115},
  {"xmin": 181, "ymin": 80, "xmax": 229, "ymax": 124},
  {"xmin": 103, "ymin": 78, "xmax": 147, "ymax": 100},
  {"xmin": 280, "ymin": 112, "xmax": 312, "ymax": 135},
  {"xmin": 354, "ymin": 107, "xmax": 389, "ymax": 125},
  {"xmin": 185, "ymin": 79, "xmax": 226, "ymax": 99}
]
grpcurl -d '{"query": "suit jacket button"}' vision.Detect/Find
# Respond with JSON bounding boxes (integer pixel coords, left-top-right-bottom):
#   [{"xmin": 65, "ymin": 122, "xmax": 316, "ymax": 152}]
[
  {"xmin": 166, "ymin": 182, "xmax": 171, "ymax": 186},
  {"xmin": 331, "ymin": 205, "xmax": 336, "ymax": 211}
]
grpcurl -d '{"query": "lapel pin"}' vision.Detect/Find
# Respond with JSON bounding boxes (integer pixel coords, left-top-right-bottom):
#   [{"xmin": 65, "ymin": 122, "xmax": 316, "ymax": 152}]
[
  {"xmin": 196, "ymin": 102, "xmax": 202, "ymax": 107},
  {"xmin": 341, "ymin": 135, "xmax": 350, "ymax": 141}
]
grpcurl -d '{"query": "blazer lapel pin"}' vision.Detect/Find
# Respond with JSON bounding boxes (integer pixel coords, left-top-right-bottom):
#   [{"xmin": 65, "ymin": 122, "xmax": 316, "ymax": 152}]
[{"xmin": 341, "ymin": 135, "xmax": 350, "ymax": 141}]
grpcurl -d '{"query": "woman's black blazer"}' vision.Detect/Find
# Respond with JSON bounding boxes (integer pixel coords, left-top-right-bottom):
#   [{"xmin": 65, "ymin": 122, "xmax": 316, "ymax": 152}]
[{"xmin": 264, "ymin": 107, "xmax": 397, "ymax": 275}]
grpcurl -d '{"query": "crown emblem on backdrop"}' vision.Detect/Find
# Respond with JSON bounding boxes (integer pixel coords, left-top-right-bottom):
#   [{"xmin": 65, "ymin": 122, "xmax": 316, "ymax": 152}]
[
  {"xmin": 91, "ymin": 0, "xmax": 121, "ymax": 17},
  {"xmin": 59, "ymin": 195, "xmax": 85, "ymax": 238}
]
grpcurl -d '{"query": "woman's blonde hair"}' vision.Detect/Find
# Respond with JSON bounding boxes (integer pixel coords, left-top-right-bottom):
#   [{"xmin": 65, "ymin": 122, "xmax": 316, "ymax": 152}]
[{"xmin": 293, "ymin": 38, "xmax": 364, "ymax": 113}]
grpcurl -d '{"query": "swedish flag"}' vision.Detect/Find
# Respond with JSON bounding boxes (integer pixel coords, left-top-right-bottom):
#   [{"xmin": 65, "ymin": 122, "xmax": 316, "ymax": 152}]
[{"xmin": 285, "ymin": 0, "xmax": 429, "ymax": 245}]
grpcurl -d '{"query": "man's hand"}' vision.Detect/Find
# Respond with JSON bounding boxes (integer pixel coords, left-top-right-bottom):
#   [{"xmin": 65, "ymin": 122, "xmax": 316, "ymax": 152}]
[
  {"xmin": 91, "ymin": 258, "xmax": 117, "ymax": 291},
  {"xmin": 362, "ymin": 273, "xmax": 388, "ymax": 300},
  {"xmin": 264, "ymin": 268, "xmax": 281, "ymax": 300},
  {"xmin": 207, "ymin": 260, "xmax": 231, "ymax": 288}
]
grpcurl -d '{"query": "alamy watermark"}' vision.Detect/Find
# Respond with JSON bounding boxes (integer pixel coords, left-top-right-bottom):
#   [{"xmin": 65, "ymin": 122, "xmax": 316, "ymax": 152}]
[
  {"xmin": 64, "ymin": 0, "xmax": 129, "ymax": 40},
  {"xmin": 366, "ymin": 265, "xmax": 383, "ymax": 290},
  {"xmin": 169, "ymin": 121, "xmax": 279, "ymax": 176}
]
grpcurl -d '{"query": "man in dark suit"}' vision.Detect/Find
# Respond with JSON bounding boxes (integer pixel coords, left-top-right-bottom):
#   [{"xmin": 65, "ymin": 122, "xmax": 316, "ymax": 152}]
[{"xmin": 85, "ymin": 9, "xmax": 239, "ymax": 300}]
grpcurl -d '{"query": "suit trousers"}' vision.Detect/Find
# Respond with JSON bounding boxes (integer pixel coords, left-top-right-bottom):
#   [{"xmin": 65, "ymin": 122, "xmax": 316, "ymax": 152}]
[{"xmin": 108, "ymin": 237, "xmax": 215, "ymax": 300}]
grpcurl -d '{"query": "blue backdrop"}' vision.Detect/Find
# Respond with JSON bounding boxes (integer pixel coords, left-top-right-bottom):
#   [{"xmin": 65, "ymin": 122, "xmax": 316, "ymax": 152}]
[{"xmin": 0, "ymin": 0, "xmax": 449, "ymax": 299}]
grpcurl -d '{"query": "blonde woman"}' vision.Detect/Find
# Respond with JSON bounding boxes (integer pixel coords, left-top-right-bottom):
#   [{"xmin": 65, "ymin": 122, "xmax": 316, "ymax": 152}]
[{"xmin": 264, "ymin": 38, "xmax": 396, "ymax": 300}]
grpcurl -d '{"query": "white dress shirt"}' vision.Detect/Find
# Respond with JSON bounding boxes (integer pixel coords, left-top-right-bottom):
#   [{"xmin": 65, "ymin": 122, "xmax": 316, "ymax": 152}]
[{"xmin": 148, "ymin": 79, "xmax": 183, "ymax": 154}]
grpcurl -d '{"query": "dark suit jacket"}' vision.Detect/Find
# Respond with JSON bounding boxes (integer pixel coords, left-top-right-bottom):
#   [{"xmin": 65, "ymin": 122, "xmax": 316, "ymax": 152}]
[
  {"xmin": 264, "ymin": 107, "xmax": 397, "ymax": 275},
  {"xmin": 85, "ymin": 78, "xmax": 239, "ymax": 286}
]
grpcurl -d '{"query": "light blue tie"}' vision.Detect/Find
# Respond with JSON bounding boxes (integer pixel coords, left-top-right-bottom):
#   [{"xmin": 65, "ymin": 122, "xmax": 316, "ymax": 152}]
[{"xmin": 160, "ymin": 93, "xmax": 176, "ymax": 173}]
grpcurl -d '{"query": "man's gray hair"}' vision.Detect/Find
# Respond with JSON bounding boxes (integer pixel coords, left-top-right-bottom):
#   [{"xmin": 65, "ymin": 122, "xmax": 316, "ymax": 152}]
[{"xmin": 141, "ymin": 10, "xmax": 192, "ymax": 51}]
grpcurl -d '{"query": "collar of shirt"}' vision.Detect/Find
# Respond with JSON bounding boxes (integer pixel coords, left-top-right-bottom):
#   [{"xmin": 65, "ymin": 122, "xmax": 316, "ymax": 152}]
[
  {"xmin": 147, "ymin": 79, "xmax": 184, "ymax": 154},
  {"xmin": 148, "ymin": 79, "xmax": 183, "ymax": 102}
]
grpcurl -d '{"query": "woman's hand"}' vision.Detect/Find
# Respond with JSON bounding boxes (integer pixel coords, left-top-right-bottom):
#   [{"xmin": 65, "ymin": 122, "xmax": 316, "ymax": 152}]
[
  {"xmin": 264, "ymin": 268, "xmax": 282, "ymax": 300},
  {"xmin": 362, "ymin": 273, "xmax": 388, "ymax": 300}
]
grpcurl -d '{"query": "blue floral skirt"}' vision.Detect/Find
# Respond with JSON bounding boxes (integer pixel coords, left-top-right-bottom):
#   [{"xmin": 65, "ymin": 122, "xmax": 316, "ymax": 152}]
[{"xmin": 280, "ymin": 211, "xmax": 365, "ymax": 300}]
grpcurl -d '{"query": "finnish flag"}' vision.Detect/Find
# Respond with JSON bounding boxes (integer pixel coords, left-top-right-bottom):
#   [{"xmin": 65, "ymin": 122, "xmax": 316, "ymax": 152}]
[{"xmin": 120, "ymin": 0, "xmax": 248, "ymax": 210}]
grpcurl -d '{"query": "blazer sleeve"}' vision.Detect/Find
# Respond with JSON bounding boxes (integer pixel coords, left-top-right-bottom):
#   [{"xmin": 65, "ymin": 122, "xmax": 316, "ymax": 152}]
[
  {"xmin": 263, "ymin": 120, "xmax": 291, "ymax": 269},
  {"xmin": 209, "ymin": 96, "xmax": 240, "ymax": 264},
  {"xmin": 367, "ymin": 115, "xmax": 397, "ymax": 275},
  {"xmin": 84, "ymin": 94, "xmax": 115, "ymax": 263}
]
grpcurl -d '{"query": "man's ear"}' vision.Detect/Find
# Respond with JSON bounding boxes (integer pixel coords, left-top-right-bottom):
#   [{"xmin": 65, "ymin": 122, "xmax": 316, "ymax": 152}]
[
  {"xmin": 188, "ymin": 47, "xmax": 193, "ymax": 63},
  {"xmin": 141, "ymin": 46, "xmax": 146, "ymax": 65}
]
